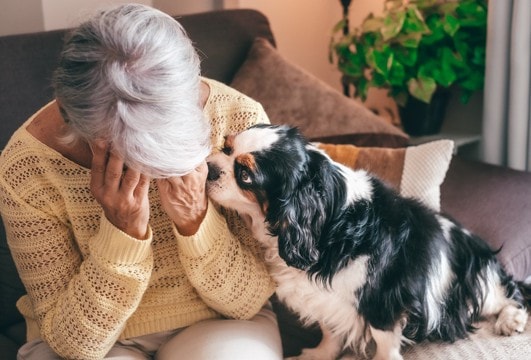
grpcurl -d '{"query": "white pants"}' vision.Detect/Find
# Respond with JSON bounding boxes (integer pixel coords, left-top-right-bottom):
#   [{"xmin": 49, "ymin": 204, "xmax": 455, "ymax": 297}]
[{"xmin": 17, "ymin": 304, "xmax": 282, "ymax": 360}]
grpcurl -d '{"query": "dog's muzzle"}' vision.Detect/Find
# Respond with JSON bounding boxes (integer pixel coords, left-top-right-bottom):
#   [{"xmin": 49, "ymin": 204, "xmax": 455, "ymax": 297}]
[{"xmin": 207, "ymin": 162, "xmax": 221, "ymax": 181}]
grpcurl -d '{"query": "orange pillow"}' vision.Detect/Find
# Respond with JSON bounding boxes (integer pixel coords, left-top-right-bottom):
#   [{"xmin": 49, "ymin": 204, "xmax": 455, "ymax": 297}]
[{"xmin": 316, "ymin": 141, "xmax": 454, "ymax": 211}]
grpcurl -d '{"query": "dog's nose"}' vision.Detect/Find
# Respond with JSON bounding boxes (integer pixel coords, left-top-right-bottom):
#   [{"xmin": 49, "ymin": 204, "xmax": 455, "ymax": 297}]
[{"xmin": 207, "ymin": 162, "xmax": 221, "ymax": 181}]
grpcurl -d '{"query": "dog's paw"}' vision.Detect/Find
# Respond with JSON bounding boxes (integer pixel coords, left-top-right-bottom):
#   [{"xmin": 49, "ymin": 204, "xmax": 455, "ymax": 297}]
[
  {"xmin": 284, "ymin": 347, "xmax": 337, "ymax": 360},
  {"xmin": 494, "ymin": 305, "xmax": 528, "ymax": 336}
]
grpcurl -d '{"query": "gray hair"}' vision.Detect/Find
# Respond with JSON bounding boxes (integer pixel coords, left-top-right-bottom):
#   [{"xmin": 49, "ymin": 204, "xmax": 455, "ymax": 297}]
[{"xmin": 54, "ymin": 3, "xmax": 210, "ymax": 178}]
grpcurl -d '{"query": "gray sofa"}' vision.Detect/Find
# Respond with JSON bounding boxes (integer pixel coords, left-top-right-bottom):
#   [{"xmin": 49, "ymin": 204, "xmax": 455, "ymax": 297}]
[{"xmin": 1, "ymin": 9, "xmax": 530, "ymax": 359}]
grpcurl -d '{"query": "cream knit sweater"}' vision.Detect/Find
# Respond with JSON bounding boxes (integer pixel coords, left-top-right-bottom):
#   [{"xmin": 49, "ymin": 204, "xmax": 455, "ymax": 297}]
[{"xmin": 0, "ymin": 78, "xmax": 276, "ymax": 359}]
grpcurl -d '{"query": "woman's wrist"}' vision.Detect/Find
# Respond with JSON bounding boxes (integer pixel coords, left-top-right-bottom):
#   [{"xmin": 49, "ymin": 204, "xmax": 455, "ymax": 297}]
[{"xmin": 174, "ymin": 198, "xmax": 208, "ymax": 236}]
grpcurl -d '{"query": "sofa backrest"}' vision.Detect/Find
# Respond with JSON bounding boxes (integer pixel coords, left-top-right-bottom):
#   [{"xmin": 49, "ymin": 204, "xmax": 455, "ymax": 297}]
[{"xmin": 0, "ymin": 8, "xmax": 275, "ymax": 330}]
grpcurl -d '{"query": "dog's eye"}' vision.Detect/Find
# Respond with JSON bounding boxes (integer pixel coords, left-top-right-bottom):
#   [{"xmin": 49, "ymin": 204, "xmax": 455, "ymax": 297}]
[{"xmin": 239, "ymin": 169, "xmax": 252, "ymax": 184}]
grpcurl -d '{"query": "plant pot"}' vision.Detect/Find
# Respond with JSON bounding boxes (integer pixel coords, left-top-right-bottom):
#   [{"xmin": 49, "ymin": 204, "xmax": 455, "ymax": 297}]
[{"xmin": 399, "ymin": 88, "xmax": 451, "ymax": 136}]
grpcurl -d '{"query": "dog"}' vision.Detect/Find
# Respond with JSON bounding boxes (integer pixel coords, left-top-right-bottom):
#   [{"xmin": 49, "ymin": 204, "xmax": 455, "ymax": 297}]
[{"xmin": 206, "ymin": 124, "xmax": 529, "ymax": 360}]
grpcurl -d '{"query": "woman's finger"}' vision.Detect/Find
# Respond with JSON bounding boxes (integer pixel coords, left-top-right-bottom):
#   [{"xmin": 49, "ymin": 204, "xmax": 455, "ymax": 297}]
[
  {"xmin": 90, "ymin": 140, "xmax": 109, "ymax": 190},
  {"xmin": 134, "ymin": 174, "xmax": 151, "ymax": 199},
  {"xmin": 120, "ymin": 168, "xmax": 141, "ymax": 194},
  {"xmin": 196, "ymin": 161, "xmax": 208, "ymax": 175},
  {"xmin": 181, "ymin": 162, "xmax": 208, "ymax": 188},
  {"xmin": 104, "ymin": 150, "xmax": 126, "ymax": 191}
]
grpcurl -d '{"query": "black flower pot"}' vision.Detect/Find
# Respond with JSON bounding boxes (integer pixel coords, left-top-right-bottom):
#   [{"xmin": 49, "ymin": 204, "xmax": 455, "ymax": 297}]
[{"xmin": 399, "ymin": 88, "xmax": 451, "ymax": 136}]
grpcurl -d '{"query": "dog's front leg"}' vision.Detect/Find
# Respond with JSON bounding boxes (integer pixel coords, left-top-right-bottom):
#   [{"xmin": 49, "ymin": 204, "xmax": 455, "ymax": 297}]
[
  {"xmin": 370, "ymin": 325, "xmax": 403, "ymax": 360},
  {"xmin": 285, "ymin": 324, "xmax": 342, "ymax": 360}
]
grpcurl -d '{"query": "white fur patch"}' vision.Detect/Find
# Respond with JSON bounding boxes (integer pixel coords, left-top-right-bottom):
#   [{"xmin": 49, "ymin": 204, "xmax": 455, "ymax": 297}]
[
  {"xmin": 371, "ymin": 324, "xmax": 404, "ymax": 360},
  {"xmin": 425, "ymin": 251, "xmax": 454, "ymax": 332},
  {"xmin": 310, "ymin": 144, "xmax": 373, "ymax": 205},
  {"xmin": 338, "ymin": 165, "xmax": 373, "ymax": 205},
  {"xmin": 270, "ymin": 252, "xmax": 371, "ymax": 356},
  {"xmin": 436, "ymin": 215, "xmax": 455, "ymax": 241},
  {"xmin": 233, "ymin": 126, "xmax": 280, "ymax": 155},
  {"xmin": 481, "ymin": 265, "xmax": 511, "ymax": 316}
]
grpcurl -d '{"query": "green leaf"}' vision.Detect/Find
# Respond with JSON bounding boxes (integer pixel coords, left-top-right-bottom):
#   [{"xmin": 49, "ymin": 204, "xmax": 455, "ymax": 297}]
[
  {"xmin": 371, "ymin": 71, "xmax": 388, "ymax": 87},
  {"xmin": 459, "ymin": 71, "xmax": 484, "ymax": 91},
  {"xmin": 472, "ymin": 46, "xmax": 486, "ymax": 65},
  {"xmin": 354, "ymin": 77, "xmax": 370, "ymax": 100},
  {"xmin": 453, "ymin": 36, "xmax": 470, "ymax": 64},
  {"xmin": 457, "ymin": 1, "xmax": 487, "ymax": 18},
  {"xmin": 395, "ymin": 47, "xmax": 418, "ymax": 67},
  {"xmin": 389, "ymin": 60, "xmax": 406, "ymax": 86},
  {"xmin": 395, "ymin": 32, "xmax": 422, "ymax": 48},
  {"xmin": 367, "ymin": 47, "xmax": 393, "ymax": 77},
  {"xmin": 362, "ymin": 15, "xmax": 384, "ymax": 33},
  {"xmin": 332, "ymin": 19, "xmax": 347, "ymax": 34},
  {"xmin": 442, "ymin": 47, "xmax": 466, "ymax": 69},
  {"xmin": 337, "ymin": 45, "xmax": 367, "ymax": 78},
  {"xmin": 422, "ymin": 15, "xmax": 445, "ymax": 45},
  {"xmin": 330, "ymin": 37, "xmax": 349, "ymax": 64},
  {"xmin": 385, "ymin": 0, "xmax": 403, "ymax": 11},
  {"xmin": 457, "ymin": 1, "xmax": 487, "ymax": 27},
  {"xmin": 393, "ymin": 90, "xmax": 409, "ymax": 107},
  {"xmin": 443, "ymin": 14, "xmax": 460, "ymax": 36},
  {"xmin": 361, "ymin": 31, "xmax": 378, "ymax": 47},
  {"xmin": 381, "ymin": 10, "xmax": 406, "ymax": 40},
  {"xmin": 437, "ymin": 2, "xmax": 459, "ymax": 15},
  {"xmin": 418, "ymin": 61, "xmax": 436, "ymax": 79},
  {"xmin": 433, "ymin": 64, "xmax": 456, "ymax": 87},
  {"xmin": 403, "ymin": 7, "xmax": 430, "ymax": 34},
  {"xmin": 408, "ymin": 76, "xmax": 437, "ymax": 103}
]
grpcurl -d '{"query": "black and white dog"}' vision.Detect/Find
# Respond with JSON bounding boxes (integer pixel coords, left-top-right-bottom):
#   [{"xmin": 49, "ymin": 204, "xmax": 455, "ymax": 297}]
[{"xmin": 206, "ymin": 124, "xmax": 529, "ymax": 360}]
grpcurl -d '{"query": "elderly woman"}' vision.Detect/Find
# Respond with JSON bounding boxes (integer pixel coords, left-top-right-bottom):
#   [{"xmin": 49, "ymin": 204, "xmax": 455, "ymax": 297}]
[{"xmin": 0, "ymin": 4, "xmax": 281, "ymax": 360}]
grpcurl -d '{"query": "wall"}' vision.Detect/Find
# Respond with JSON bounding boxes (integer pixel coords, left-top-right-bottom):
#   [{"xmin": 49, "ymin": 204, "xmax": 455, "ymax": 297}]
[
  {"xmin": 0, "ymin": 0, "xmax": 44, "ymax": 36},
  {"xmin": 41, "ymin": 0, "xmax": 152, "ymax": 31},
  {"xmin": 231, "ymin": 0, "xmax": 343, "ymax": 91},
  {"xmin": 0, "ymin": 0, "xmax": 217, "ymax": 35},
  {"xmin": 153, "ymin": 0, "xmax": 220, "ymax": 16}
]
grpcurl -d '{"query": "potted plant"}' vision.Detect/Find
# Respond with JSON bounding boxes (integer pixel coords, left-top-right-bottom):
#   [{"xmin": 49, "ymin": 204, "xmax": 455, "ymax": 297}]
[{"xmin": 330, "ymin": 0, "xmax": 487, "ymax": 135}]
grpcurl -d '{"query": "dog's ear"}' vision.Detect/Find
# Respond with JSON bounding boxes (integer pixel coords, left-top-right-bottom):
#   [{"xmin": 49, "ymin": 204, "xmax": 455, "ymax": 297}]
[
  {"xmin": 272, "ymin": 184, "xmax": 324, "ymax": 270},
  {"xmin": 266, "ymin": 149, "xmax": 338, "ymax": 270}
]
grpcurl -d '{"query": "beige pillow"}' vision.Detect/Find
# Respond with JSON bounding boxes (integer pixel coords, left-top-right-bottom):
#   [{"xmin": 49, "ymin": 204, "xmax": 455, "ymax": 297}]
[
  {"xmin": 230, "ymin": 38, "xmax": 409, "ymax": 148},
  {"xmin": 316, "ymin": 140, "xmax": 454, "ymax": 211}
]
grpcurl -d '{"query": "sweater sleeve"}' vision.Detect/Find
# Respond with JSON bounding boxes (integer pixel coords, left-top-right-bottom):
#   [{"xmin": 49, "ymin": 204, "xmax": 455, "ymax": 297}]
[
  {"xmin": 175, "ymin": 88, "xmax": 276, "ymax": 319},
  {"xmin": 175, "ymin": 201, "xmax": 276, "ymax": 320},
  {"xmin": 0, "ymin": 173, "xmax": 154, "ymax": 360}
]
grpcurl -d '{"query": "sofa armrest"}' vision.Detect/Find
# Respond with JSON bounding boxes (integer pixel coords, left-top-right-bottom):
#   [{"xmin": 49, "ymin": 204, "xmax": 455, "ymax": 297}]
[{"xmin": 441, "ymin": 156, "xmax": 531, "ymax": 281}]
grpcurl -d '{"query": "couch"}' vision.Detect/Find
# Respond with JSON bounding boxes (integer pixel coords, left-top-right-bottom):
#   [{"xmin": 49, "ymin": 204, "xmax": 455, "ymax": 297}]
[{"xmin": 1, "ymin": 8, "xmax": 530, "ymax": 360}]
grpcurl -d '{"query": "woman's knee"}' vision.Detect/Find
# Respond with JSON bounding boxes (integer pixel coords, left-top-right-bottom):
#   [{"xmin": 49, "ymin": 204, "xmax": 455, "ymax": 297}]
[{"xmin": 156, "ymin": 309, "xmax": 282, "ymax": 360}]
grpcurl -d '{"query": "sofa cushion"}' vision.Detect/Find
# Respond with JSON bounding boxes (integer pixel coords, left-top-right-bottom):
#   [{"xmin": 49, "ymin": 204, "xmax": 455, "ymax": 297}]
[
  {"xmin": 0, "ymin": 334, "xmax": 20, "ymax": 360},
  {"xmin": 441, "ymin": 157, "xmax": 531, "ymax": 282},
  {"xmin": 230, "ymin": 38, "xmax": 409, "ymax": 148},
  {"xmin": 316, "ymin": 140, "xmax": 454, "ymax": 211},
  {"xmin": 0, "ymin": 219, "xmax": 25, "ymax": 330}
]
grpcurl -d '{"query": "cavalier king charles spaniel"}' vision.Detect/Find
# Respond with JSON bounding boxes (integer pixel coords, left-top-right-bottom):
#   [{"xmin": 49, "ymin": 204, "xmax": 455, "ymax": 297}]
[{"xmin": 206, "ymin": 124, "xmax": 529, "ymax": 360}]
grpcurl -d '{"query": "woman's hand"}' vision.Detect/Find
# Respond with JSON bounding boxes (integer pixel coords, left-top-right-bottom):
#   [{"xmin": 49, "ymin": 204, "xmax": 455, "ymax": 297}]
[
  {"xmin": 157, "ymin": 162, "xmax": 208, "ymax": 236},
  {"xmin": 90, "ymin": 141, "xmax": 151, "ymax": 239}
]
